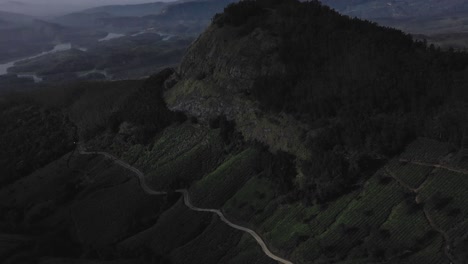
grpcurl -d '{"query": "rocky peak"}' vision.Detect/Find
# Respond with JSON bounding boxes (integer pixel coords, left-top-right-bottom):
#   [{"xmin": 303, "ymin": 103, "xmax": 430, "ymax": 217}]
[{"xmin": 164, "ymin": 1, "xmax": 313, "ymax": 159}]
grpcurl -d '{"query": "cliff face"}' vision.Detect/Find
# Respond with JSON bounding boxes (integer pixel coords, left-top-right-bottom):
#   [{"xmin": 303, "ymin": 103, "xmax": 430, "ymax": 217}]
[
  {"xmin": 178, "ymin": 25, "xmax": 284, "ymax": 94},
  {"xmin": 164, "ymin": 19, "xmax": 312, "ymax": 160}
]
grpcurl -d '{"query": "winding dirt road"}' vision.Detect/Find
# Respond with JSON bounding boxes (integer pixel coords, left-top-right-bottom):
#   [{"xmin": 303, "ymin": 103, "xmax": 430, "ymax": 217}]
[
  {"xmin": 399, "ymin": 159, "xmax": 468, "ymax": 175},
  {"xmin": 78, "ymin": 148, "xmax": 293, "ymax": 264}
]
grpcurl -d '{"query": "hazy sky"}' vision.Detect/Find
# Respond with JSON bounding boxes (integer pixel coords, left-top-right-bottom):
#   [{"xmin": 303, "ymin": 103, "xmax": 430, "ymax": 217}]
[{"xmin": 0, "ymin": 0, "xmax": 177, "ymax": 17}]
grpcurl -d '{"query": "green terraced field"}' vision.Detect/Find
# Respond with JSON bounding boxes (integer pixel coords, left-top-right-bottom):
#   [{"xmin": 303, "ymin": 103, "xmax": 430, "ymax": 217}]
[
  {"xmin": 190, "ymin": 148, "xmax": 261, "ymax": 208},
  {"xmin": 417, "ymin": 168, "xmax": 468, "ymax": 231},
  {"xmin": 203, "ymin": 138, "xmax": 465, "ymax": 263},
  {"xmin": 223, "ymin": 176, "xmax": 277, "ymax": 225},
  {"xmin": 386, "ymin": 159, "xmax": 433, "ymax": 189},
  {"xmin": 115, "ymin": 123, "xmax": 227, "ymax": 190}
]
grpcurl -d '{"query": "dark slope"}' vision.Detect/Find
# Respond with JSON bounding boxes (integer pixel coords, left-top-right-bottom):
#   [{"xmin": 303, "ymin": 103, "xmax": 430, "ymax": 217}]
[{"xmin": 0, "ymin": 99, "xmax": 75, "ymax": 186}]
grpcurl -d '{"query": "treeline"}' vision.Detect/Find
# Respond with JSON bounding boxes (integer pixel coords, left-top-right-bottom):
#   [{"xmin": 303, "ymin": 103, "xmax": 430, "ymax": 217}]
[
  {"xmin": 0, "ymin": 68, "xmax": 187, "ymax": 185},
  {"xmin": 25, "ymin": 68, "xmax": 186, "ymax": 143},
  {"xmin": 215, "ymin": 0, "xmax": 468, "ymax": 202}
]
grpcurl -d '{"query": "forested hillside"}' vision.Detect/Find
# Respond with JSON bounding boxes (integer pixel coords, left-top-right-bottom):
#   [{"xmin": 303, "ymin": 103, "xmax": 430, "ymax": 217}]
[{"xmin": 189, "ymin": 0, "xmax": 468, "ymax": 202}]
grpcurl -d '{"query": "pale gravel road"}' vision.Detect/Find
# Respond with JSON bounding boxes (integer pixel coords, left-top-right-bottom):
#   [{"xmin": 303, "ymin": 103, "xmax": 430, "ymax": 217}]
[{"xmin": 79, "ymin": 148, "xmax": 293, "ymax": 264}]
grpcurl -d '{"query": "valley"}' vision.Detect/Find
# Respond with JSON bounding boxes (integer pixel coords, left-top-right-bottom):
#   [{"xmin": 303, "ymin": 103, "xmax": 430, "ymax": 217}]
[{"xmin": 2, "ymin": 33, "xmax": 191, "ymax": 84}]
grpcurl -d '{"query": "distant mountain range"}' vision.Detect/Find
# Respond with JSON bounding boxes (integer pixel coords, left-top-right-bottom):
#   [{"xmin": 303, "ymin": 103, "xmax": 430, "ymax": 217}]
[
  {"xmin": 0, "ymin": 0, "xmax": 237, "ymax": 63},
  {"xmin": 322, "ymin": 0, "xmax": 468, "ymax": 19},
  {"xmin": 0, "ymin": 10, "xmax": 33, "ymax": 24},
  {"xmin": 0, "ymin": 0, "xmax": 177, "ymax": 16},
  {"xmin": 81, "ymin": 2, "xmax": 170, "ymax": 17},
  {"xmin": 322, "ymin": 0, "xmax": 468, "ymax": 34},
  {"xmin": 54, "ymin": 0, "xmax": 237, "ymax": 35},
  {"xmin": 0, "ymin": 11, "xmax": 67, "ymax": 61}
]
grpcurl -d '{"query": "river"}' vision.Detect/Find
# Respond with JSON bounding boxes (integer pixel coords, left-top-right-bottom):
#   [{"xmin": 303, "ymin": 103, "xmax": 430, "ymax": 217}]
[
  {"xmin": 0, "ymin": 43, "xmax": 73, "ymax": 77},
  {"xmin": 130, "ymin": 28, "xmax": 175, "ymax": 41},
  {"xmin": 99, "ymin": 33, "xmax": 126, "ymax": 42}
]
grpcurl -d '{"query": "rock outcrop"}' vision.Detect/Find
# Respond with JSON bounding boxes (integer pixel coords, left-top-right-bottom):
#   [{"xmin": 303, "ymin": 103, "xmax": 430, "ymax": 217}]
[{"xmin": 165, "ymin": 18, "xmax": 313, "ymax": 160}]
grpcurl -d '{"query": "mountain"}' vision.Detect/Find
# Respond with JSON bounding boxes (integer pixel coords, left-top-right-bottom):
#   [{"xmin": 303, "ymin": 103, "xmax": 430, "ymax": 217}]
[
  {"xmin": 54, "ymin": 0, "xmax": 237, "ymax": 35},
  {"xmin": 53, "ymin": 11, "xmax": 114, "ymax": 28},
  {"xmin": 154, "ymin": 0, "xmax": 236, "ymax": 21},
  {"xmin": 82, "ymin": 2, "xmax": 169, "ymax": 17},
  {"xmin": 0, "ymin": 14, "xmax": 67, "ymax": 61},
  {"xmin": 321, "ymin": 0, "xmax": 468, "ymax": 19},
  {"xmin": 0, "ymin": 10, "xmax": 33, "ymax": 24},
  {"xmin": 1, "ymin": 1, "xmax": 468, "ymax": 264},
  {"xmin": 54, "ymin": 2, "xmax": 170, "ymax": 28},
  {"xmin": 321, "ymin": 0, "xmax": 468, "ymax": 34},
  {"xmin": 0, "ymin": 0, "xmax": 88, "ymax": 16}
]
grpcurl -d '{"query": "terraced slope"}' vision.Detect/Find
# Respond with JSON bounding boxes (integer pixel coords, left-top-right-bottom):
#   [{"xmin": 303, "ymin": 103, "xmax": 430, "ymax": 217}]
[{"xmin": 110, "ymin": 133, "xmax": 468, "ymax": 264}]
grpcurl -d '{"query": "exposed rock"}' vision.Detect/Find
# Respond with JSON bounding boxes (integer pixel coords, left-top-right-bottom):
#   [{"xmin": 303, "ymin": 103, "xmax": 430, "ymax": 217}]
[{"xmin": 165, "ymin": 24, "xmax": 313, "ymax": 159}]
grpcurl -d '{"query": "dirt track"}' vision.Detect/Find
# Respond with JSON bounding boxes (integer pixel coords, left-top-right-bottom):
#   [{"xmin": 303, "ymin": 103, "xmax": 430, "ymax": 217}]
[{"xmin": 79, "ymin": 148, "xmax": 293, "ymax": 264}]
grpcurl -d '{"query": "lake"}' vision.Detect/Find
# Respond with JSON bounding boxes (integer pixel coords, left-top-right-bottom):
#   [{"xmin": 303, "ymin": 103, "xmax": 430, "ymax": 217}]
[{"xmin": 99, "ymin": 33, "xmax": 126, "ymax": 42}]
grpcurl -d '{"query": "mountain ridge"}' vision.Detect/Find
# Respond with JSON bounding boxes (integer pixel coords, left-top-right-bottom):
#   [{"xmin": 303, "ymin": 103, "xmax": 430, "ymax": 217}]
[
  {"xmin": 321, "ymin": 0, "xmax": 468, "ymax": 34},
  {"xmin": 321, "ymin": 0, "xmax": 468, "ymax": 19}
]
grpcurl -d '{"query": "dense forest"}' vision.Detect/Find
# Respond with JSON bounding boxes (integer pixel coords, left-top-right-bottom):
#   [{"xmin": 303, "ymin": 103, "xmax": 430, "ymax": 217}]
[
  {"xmin": 214, "ymin": 0, "xmax": 468, "ymax": 202},
  {"xmin": 0, "ymin": 99, "xmax": 75, "ymax": 186},
  {"xmin": 0, "ymin": 70, "xmax": 189, "ymax": 187}
]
